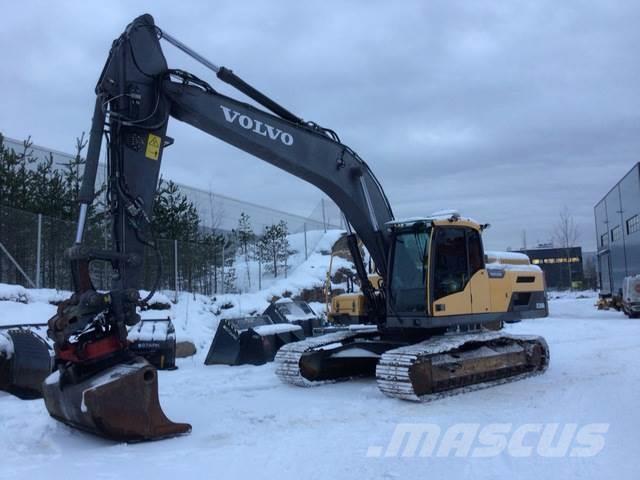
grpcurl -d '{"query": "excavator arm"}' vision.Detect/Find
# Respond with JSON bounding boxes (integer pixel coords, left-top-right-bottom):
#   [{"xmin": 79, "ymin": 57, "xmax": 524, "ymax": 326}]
[{"xmin": 77, "ymin": 14, "xmax": 393, "ymax": 287}]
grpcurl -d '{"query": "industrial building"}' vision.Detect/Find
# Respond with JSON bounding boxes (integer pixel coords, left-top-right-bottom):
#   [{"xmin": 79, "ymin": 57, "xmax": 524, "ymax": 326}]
[
  {"xmin": 519, "ymin": 246, "xmax": 583, "ymax": 290},
  {"xmin": 594, "ymin": 162, "xmax": 640, "ymax": 298}
]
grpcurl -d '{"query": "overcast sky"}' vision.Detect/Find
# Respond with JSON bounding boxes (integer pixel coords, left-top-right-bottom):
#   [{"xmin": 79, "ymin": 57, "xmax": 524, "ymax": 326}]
[{"xmin": 2, "ymin": 1, "xmax": 639, "ymax": 250}]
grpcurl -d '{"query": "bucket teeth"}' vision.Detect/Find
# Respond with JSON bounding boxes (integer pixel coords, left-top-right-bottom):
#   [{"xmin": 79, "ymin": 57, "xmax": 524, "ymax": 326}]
[{"xmin": 42, "ymin": 357, "xmax": 191, "ymax": 442}]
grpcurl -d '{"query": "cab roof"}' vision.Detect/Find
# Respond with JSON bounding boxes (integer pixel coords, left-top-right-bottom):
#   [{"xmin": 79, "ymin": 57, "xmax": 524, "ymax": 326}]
[{"xmin": 385, "ymin": 211, "xmax": 487, "ymax": 232}]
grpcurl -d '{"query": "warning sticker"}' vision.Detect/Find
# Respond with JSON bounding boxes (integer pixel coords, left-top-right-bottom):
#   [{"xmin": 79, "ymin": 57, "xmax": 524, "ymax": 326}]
[{"xmin": 145, "ymin": 134, "xmax": 161, "ymax": 160}]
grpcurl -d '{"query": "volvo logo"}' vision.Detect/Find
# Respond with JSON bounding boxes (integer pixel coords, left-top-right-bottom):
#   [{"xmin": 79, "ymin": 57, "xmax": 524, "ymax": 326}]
[{"xmin": 220, "ymin": 106, "xmax": 294, "ymax": 146}]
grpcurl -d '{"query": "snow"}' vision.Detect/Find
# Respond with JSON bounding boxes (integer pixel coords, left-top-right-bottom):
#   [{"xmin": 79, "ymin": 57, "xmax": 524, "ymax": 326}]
[
  {"xmin": 486, "ymin": 250, "xmax": 531, "ymax": 264},
  {"xmin": 429, "ymin": 209, "xmax": 461, "ymax": 218},
  {"xmin": 252, "ymin": 323, "xmax": 302, "ymax": 335},
  {"xmin": 487, "ymin": 263, "xmax": 543, "ymax": 273},
  {"xmin": 234, "ymin": 229, "xmax": 344, "ymax": 293},
  {"xmin": 128, "ymin": 320, "xmax": 172, "ymax": 342},
  {"xmin": 1, "ymin": 257, "xmax": 639, "ymax": 478},
  {"xmin": 0, "ymin": 283, "xmax": 29, "ymax": 303}
]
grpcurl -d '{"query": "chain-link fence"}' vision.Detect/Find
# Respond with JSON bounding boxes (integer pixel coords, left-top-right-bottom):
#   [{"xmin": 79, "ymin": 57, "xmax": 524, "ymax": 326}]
[
  {"xmin": 0, "ymin": 204, "xmax": 338, "ymax": 295},
  {"xmin": 1, "ymin": 137, "xmax": 345, "ymax": 295}
]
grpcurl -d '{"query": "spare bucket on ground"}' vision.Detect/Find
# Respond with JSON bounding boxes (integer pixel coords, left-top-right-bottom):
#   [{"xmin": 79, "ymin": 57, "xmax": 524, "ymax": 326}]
[
  {"xmin": 42, "ymin": 356, "xmax": 191, "ymax": 441},
  {"xmin": 0, "ymin": 326, "xmax": 53, "ymax": 399},
  {"xmin": 263, "ymin": 299, "xmax": 324, "ymax": 337},
  {"xmin": 204, "ymin": 316, "xmax": 304, "ymax": 366}
]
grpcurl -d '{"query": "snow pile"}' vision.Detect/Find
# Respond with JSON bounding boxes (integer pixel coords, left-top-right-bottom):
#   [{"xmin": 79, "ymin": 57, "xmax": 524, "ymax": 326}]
[
  {"xmin": 547, "ymin": 289, "xmax": 599, "ymax": 300},
  {"xmin": 0, "ymin": 283, "xmax": 71, "ymax": 305},
  {"xmin": 0, "ymin": 283, "xmax": 29, "ymax": 303},
  {"xmin": 234, "ymin": 229, "xmax": 344, "ymax": 293}
]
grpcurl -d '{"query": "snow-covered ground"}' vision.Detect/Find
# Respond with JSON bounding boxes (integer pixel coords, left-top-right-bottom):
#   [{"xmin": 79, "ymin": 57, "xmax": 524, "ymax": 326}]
[{"xmin": 1, "ymin": 284, "xmax": 639, "ymax": 478}]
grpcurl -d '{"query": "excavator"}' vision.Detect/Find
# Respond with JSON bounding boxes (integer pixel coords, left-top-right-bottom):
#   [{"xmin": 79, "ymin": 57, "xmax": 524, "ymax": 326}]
[{"xmin": 41, "ymin": 14, "xmax": 549, "ymax": 442}]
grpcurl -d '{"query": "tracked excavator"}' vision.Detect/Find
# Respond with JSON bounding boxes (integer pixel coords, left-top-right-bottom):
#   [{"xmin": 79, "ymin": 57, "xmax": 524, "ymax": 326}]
[{"xmin": 42, "ymin": 14, "xmax": 549, "ymax": 442}]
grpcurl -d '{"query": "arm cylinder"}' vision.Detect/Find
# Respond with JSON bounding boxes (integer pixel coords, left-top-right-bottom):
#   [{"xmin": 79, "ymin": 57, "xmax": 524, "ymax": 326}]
[
  {"xmin": 75, "ymin": 96, "xmax": 105, "ymax": 244},
  {"xmin": 78, "ymin": 96, "xmax": 105, "ymax": 204}
]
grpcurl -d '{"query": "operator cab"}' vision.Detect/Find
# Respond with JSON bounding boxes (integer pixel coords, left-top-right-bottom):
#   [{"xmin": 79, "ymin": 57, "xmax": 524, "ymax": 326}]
[{"xmin": 385, "ymin": 212, "xmax": 492, "ymax": 330}]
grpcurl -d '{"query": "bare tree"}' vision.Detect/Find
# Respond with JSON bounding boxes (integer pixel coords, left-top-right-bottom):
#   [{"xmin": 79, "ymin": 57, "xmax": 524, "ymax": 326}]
[{"xmin": 553, "ymin": 206, "xmax": 580, "ymax": 290}]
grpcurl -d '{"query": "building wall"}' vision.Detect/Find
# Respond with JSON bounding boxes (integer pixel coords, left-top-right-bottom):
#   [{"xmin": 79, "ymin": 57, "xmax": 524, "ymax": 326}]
[
  {"xmin": 519, "ymin": 247, "xmax": 583, "ymax": 290},
  {"xmin": 594, "ymin": 163, "xmax": 640, "ymax": 296}
]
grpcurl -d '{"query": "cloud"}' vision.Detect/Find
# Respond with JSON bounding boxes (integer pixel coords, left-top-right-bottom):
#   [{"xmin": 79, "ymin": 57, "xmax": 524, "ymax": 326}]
[{"xmin": 1, "ymin": 0, "xmax": 639, "ymax": 250}]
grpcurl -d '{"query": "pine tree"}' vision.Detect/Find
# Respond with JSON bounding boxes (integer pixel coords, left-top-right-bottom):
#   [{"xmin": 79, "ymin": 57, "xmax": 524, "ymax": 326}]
[
  {"xmin": 152, "ymin": 178, "xmax": 200, "ymax": 241},
  {"xmin": 276, "ymin": 220, "xmax": 292, "ymax": 278},
  {"xmin": 257, "ymin": 220, "xmax": 291, "ymax": 278},
  {"xmin": 223, "ymin": 260, "xmax": 237, "ymax": 293},
  {"xmin": 234, "ymin": 212, "xmax": 254, "ymax": 288}
]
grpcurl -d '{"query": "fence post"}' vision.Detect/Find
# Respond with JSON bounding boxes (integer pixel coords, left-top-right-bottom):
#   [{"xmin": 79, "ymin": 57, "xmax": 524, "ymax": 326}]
[
  {"xmin": 304, "ymin": 222, "xmax": 308, "ymax": 260},
  {"xmin": 258, "ymin": 245, "xmax": 262, "ymax": 291},
  {"xmin": 174, "ymin": 239, "xmax": 179, "ymax": 303},
  {"xmin": 321, "ymin": 198, "xmax": 327, "ymax": 233},
  {"xmin": 36, "ymin": 213, "xmax": 42, "ymax": 288},
  {"xmin": 221, "ymin": 241, "xmax": 225, "ymax": 295}
]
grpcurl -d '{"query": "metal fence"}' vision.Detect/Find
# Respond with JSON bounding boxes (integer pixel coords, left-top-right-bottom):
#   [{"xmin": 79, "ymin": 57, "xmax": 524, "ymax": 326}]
[{"xmin": 0, "ymin": 204, "xmax": 336, "ymax": 295}]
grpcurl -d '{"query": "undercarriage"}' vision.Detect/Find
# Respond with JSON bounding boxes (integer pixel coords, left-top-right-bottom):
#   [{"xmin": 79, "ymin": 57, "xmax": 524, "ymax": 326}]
[{"xmin": 276, "ymin": 328, "xmax": 549, "ymax": 400}]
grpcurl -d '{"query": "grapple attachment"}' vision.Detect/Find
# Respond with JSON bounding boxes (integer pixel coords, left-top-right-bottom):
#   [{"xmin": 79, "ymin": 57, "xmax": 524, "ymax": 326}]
[
  {"xmin": 0, "ymin": 328, "xmax": 52, "ymax": 399},
  {"xmin": 205, "ymin": 316, "xmax": 304, "ymax": 366},
  {"xmin": 42, "ymin": 357, "xmax": 191, "ymax": 441}
]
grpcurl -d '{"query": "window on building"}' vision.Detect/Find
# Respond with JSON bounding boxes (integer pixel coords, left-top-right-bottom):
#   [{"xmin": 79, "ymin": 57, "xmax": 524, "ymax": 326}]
[
  {"xmin": 600, "ymin": 233, "xmax": 608, "ymax": 248},
  {"xmin": 611, "ymin": 226, "xmax": 621, "ymax": 243},
  {"xmin": 626, "ymin": 215, "xmax": 639, "ymax": 235}
]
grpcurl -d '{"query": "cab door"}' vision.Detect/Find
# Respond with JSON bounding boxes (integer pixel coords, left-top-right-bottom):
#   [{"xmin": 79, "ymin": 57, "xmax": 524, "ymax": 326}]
[
  {"xmin": 467, "ymin": 229, "xmax": 490, "ymax": 314},
  {"xmin": 431, "ymin": 227, "xmax": 472, "ymax": 316}
]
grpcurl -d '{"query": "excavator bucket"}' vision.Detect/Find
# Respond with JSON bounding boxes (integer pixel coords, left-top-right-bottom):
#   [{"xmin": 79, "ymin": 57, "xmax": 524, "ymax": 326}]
[
  {"xmin": 263, "ymin": 300, "xmax": 324, "ymax": 337},
  {"xmin": 0, "ymin": 328, "xmax": 52, "ymax": 399},
  {"xmin": 42, "ymin": 356, "xmax": 191, "ymax": 441},
  {"xmin": 205, "ymin": 316, "xmax": 305, "ymax": 366}
]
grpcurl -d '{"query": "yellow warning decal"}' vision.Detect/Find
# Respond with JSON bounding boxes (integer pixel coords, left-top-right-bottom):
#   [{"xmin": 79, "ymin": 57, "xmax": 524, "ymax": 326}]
[{"xmin": 145, "ymin": 134, "xmax": 161, "ymax": 160}]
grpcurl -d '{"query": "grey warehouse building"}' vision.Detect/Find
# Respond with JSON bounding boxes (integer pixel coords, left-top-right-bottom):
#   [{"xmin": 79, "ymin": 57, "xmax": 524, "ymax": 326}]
[{"xmin": 594, "ymin": 162, "xmax": 640, "ymax": 298}]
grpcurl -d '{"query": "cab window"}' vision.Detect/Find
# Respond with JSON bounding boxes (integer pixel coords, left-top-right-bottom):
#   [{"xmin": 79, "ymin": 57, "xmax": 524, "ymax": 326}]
[
  {"xmin": 468, "ymin": 229, "xmax": 484, "ymax": 276},
  {"xmin": 433, "ymin": 228, "xmax": 468, "ymax": 301}
]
